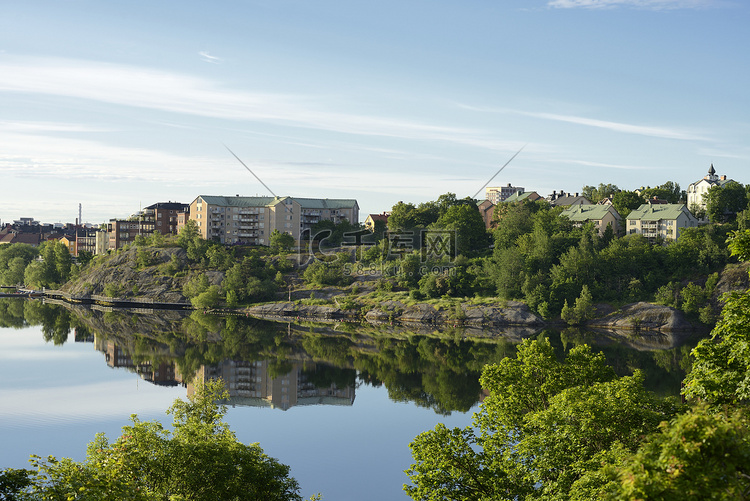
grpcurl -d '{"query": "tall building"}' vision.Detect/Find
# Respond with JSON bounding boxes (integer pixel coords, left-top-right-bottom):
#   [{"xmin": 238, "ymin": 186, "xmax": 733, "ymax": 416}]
[
  {"xmin": 189, "ymin": 195, "xmax": 359, "ymax": 245},
  {"xmin": 140, "ymin": 202, "xmax": 190, "ymax": 235},
  {"xmin": 485, "ymin": 184, "xmax": 524, "ymax": 204},
  {"xmin": 107, "ymin": 201, "xmax": 190, "ymax": 250},
  {"xmin": 107, "ymin": 219, "xmax": 155, "ymax": 250}
]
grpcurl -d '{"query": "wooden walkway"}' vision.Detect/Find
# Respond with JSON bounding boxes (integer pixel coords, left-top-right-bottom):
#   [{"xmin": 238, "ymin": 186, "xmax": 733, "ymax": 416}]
[{"xmin": 18, "ymin": 288, "xmax": 193, "ymax": 310}]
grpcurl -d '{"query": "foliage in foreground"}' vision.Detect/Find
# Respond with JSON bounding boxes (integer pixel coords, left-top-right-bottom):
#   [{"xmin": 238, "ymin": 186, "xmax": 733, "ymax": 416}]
[
  {"xmin": 1, "ymin": 380, "xmax": 307, "ymax": 501},
  {"xmin": 405, "ymin": 230, "xmax": 750, "ymax": 500},
  {"xmin": 405, "ymin": 339, "xmax": 682, "ymax": 500}
]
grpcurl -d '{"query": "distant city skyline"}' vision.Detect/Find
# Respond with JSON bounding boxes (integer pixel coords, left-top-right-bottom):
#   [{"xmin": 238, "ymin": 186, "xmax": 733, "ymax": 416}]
[{"xmin": 2, "ymin": 0, "xmax": 748, "ymax": 224}]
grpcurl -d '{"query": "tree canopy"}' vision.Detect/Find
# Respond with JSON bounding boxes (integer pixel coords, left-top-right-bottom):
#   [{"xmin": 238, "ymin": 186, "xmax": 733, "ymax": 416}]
[
  {"xmin": 2, "ymin": 380, "xmax": 306, "ymax": 501},
  {"xmin": 404, "ymin": 339, "xmax": 681, "ymax": 500}
]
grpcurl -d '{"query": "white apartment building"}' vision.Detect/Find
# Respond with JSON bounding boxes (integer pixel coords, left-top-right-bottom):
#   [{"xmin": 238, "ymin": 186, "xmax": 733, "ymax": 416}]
[{"xmin": 486, "ymin": 184, "xmax": 524, "ymax": 204}]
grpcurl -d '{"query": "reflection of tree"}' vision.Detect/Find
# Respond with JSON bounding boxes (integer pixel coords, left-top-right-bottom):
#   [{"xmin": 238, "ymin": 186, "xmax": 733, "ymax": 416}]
[
  {"xmin": 8, "ymin": 300, "xmax": 699, "ymax": 414},
  {"xmin": 0, "ymin": 298, "xmax": 26, "ymax": 328},
  {"xmin": 267, "ymin": 359, "xmax": 293, "ymax": 380},
  {"xmin": 24, "ymin": 300, "xmax": 73, "ymax": 346},
  {"xmin": 551, "ymin": 329, "xmax": 698, "ymax": 396},
  {"xmin": 302, "ymin": 364, "xmax": 357, "ymax": 390}
]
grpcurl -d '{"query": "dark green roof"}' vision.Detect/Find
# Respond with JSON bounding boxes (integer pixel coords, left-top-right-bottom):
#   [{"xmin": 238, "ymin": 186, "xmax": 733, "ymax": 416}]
[
  {"xmin": 196, "ymin": 195, "xmax": 278, "ymax": 207},
  {"xmin": 626, "ymin": 203, "xmax": 692, "ymax": 221},
  {"xmin": 561, "ymin": 204, "xmax": 619, "ymax": 222}
]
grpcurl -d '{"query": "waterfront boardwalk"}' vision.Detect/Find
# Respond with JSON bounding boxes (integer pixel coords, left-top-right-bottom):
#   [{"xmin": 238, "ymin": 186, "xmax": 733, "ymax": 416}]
[{"xmin": 17, "ymin": 288, "xmax": 192, "ymax": 310}]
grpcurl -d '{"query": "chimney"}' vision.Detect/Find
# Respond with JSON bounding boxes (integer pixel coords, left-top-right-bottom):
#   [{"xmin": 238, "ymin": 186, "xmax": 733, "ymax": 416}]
[
  {"xmin": 721, "ymin": 175, "xmax": 727, "ymax": 181},
  {"xmin": 575, "ymin": 192, "xmax": 579, "ymax": 197}
]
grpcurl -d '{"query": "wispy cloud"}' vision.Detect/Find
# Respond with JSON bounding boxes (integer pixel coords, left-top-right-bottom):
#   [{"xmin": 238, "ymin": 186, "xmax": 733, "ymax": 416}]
[
  {"xmin": 520, "ymin": 110, "xmax": 708, "ymax": 140},
  {"xmin": 198, "ymin": 51, "xmax": 223, "ymax": 64},
  {"xmin": 0, "ymin": 56, "xmax": 508, "ymax": 151},
  {"xmin": 459, "ymin": 103, "xmax": 707, "ymax": 141},
  {"xmin": 548, "ymin": 0, "xmax": 717, "ymax": 9},
  {"xmin": 0, "ymin": 120, "xmax": 111, "ymax": 133},
  {"xmin": 560, "ymin": 158, "xmax": 654, "ymax": 170}
]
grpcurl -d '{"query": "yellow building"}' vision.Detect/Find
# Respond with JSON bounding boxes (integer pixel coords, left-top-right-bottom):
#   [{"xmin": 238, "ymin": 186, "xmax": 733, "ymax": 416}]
[
  {"xmin": 626, "ymin": 203, "xmax": 699, "ymax": 242},
  {"xmin": 189, "ymin": 195, "xmax": 359, "ymax": 245}
]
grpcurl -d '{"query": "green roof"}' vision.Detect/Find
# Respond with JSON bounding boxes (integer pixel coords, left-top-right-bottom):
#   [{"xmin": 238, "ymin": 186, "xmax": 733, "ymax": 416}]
[
  {"xmin": 560, "ymin": 204, "xmax": 618, "ymax": 222},
  {"xmin": 626, "ymin": 203, "xmax": 691, "ymax": 221},
  {"xmin": 195, "ymin": 196, "xmax": 358, "ymax": 209},
  {"xmin": 293, "ymin": 197, "xmax": 359, "ymax": 209},
  {"xmin": 504, "ymin": 191, "xmax": 536, "ymax": 203},
  {"xmin": 196, "ymin": 195, "xmax": 278, "ymax": 207}
]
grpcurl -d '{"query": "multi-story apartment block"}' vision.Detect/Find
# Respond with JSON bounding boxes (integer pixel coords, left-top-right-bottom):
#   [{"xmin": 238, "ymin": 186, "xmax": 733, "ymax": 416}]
[
  {"xmin": 560, "ymin": 204, "xmax": 621, "ymax": 236},
  {"xmin": 687, "ymin": 164, "xmax": 735, "ymax": 212},
  {"xmin": 140, "ymin": 202, "xmax": 190, "ymax": 235},
  {"xmin": 625, "ymin": 203, "xmax": 699, "ymax": 242},
  {"xmin": 60, "ymin": 229, "xmax": 103, "ymax": 256},
  {"xmin": 189, "ymin": 195, "xmax": 359, "ymax": 245},
  {"xmin": 486, "ymin": 184, "xmax": 524, "ymax": 204},
  {"xmin": 107, "ymin": 219, "xmax": 155, "ymax": 250}
]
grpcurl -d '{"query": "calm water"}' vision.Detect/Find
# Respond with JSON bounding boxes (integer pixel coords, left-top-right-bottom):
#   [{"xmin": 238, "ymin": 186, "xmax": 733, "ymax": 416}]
[{"xmin": 0, "ymin": 299, "xmax": 697, "ymax": 500}]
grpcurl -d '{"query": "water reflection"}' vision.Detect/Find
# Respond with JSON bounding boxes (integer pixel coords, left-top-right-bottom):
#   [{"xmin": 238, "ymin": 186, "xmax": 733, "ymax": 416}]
[{"xmin": 0, "ymin": 298, "xmax": 703, "ymax": 413}]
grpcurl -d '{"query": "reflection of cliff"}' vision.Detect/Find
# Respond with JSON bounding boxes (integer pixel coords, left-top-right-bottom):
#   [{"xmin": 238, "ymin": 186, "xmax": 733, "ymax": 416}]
[
  {"xmin": 95, "ymin": 335, "xmax": 181, "ymax": 387},
  {"xmin": 8, "ymin": 298, "xmax": 701, "ymax": 412},
  {"xmin": 189, "ymin": 360, "xmax": 355, "ymax": 411}
]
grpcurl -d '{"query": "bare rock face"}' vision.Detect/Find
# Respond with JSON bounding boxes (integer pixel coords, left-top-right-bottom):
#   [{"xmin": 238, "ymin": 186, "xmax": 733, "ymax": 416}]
[
  {"xmin": 714, "ymin": 262, "xmax": 750, "ymax": 298},
  {"xmin": 588, "ymin": 302, "xmax": 695, "ymax": 331},
  {"xmin": 61, "ymin": 247, "xmax": 194, "ymax": 303},
  {"xmin": 248, "ymin": 302, "xmax": 347, "ymax": 319}
]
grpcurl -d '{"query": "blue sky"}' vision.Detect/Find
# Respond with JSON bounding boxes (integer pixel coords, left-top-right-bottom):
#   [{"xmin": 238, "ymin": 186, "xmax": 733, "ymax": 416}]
[{"xmin": 1, "ymin": 0, "xmax": 748, "ymax": 224}]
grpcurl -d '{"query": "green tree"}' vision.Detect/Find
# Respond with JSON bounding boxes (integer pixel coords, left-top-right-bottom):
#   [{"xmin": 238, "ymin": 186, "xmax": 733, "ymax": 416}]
[
  {"xmin": 581, "ymin": 183, "xmax": 619, "ymax": 204},
  {"xmin": 8, "ymin": 380, "xmax": 305, "ymax": 500},
  {"xmin": 561, "ymin": 284, "xmax": 595, "ymax": 325},
  {"xmin": 704, "ymin": 181, "xmax": 748, "ymax": 223},
  {"xmin": 405, "ymin": 339, "xmax": 680, "ymax": 501},
  {"xmin": 192, "ymin": 284, "xmax": 221, "ymax": 309},
  {"xmin": 270, "ymin": 229, "xmax": 296, "ymax": 254},
  {"xmin": 183, "ymin": 272, "xmax": 210, "ymax": 299},
  {"xmin": 612, "ymin": 191, "xmax": 645, "ymax": 218},
  {"xmin": 177, "ymin": 219, "xmax": 201, "ymax": 248},
  {"xmin": 602, "ymin": 405, "xmax": 750, "ymax": 500},
  {"xmin": 0, "ymin": 244, "xmax": 38, "ymax": 286},
  {"xmin": 433, "ymin": 203, "xmax": 489, "ymax": 256}
]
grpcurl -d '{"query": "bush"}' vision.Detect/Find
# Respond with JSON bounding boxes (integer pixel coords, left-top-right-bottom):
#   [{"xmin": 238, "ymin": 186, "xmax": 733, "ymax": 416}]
[{"xmin": 191, "ymin": 285, "xmax": 221, "ymax": 309}]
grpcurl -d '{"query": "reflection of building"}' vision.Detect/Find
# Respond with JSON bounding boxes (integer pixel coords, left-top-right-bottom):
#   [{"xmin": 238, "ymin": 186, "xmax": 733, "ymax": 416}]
[
  {"xmin": 190, "ymin": 360, "xmax": 355, "ymax": 411},
  {"xmin": 95, "ymin": 336, "xmax": 179, "ymax": 386}
]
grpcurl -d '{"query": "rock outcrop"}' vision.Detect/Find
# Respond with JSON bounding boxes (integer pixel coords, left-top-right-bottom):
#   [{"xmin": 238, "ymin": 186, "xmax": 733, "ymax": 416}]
[
  {"xmin": 61, "ymin": 247, "xmax": 198, "ymax": 303},
  {"xmin": 588, "ymin": 302, "xmax": 695, "ymax": 331}
]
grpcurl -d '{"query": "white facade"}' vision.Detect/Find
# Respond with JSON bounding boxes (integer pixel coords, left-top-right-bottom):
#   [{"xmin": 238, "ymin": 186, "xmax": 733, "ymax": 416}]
[{"xmin": 687, "ymin": 164, "xmax": 734, "ymax": 211}]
